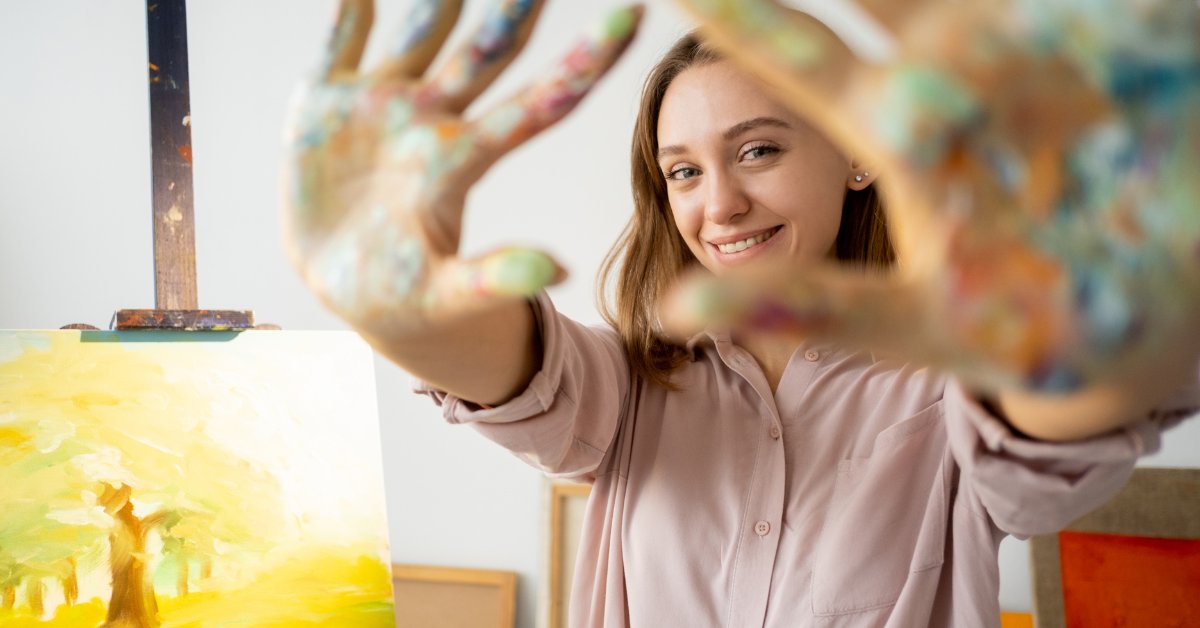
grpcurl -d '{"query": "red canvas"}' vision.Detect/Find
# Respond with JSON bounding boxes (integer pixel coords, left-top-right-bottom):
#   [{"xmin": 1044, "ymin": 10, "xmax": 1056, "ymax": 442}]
[{"xmin": 1059, "ymin": 531, "xmax": 1200, "ymax": 628}]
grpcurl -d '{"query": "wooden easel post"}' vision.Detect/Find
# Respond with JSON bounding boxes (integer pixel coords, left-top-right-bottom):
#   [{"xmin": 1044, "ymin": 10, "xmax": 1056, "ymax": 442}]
[
  {"xmin": 108, "ymin": 0, "xmax": 256, "ymax": 331},
  {"xmin": 147, "ymin": 0, "xmax": 198, "ymax": 311}
]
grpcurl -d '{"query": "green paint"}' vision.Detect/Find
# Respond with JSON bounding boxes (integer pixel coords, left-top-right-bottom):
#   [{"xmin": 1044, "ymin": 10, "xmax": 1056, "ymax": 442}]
[
  {"xmin": 686, "ymin": 0, "xmax": 823, "ymax": 66},
  {"xmin": 385, "ymin": 99, "xmax": 416, "ymax": 139},
  {"xmin": 874, "ymin": 65, "xmax": 979, "ymax": 160},
  {"xmin": 479, "ymin": 101, "xmax": 525, "ymax": 141},
  {"xmin": 387, "ymin": 237, "xmax": 426, "ymax": 300},
  {"xmin": 601, "ymin": 5, "xmax": 639, "ymax": 41},
  {"xmin": 484, "ymin": 249, "xmax": 557, "ymax": 296}
]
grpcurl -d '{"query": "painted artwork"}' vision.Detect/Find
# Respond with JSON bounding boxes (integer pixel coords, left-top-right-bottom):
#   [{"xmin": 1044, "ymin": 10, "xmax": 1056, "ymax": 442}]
[
  {"xmin": 0, "ymin": 330, "xmax": 395, "ymax": 626},
  {"xmin": 1058, "ymin": 531, "xmax": 1200, "ymax": 628}
]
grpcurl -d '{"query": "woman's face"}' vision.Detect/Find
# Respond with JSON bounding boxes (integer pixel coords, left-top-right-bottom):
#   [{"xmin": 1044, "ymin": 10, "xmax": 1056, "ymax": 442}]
[{"xmin": 657, "ymin": 61, "xmax": 859, "ymax": 275}]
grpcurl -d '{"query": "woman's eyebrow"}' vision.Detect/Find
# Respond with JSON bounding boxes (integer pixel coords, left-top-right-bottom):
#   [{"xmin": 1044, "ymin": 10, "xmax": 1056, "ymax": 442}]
[
  {"xmin": 722, "ymin": 116, "xmax": 792, "ymax": 141},
  {"xmin": 657, "ymin": 116, "xmax": 793, "ymax": 160},
  {"xmin": 657, "ymin": 144, "xmax": 688, "ymax": 159}
]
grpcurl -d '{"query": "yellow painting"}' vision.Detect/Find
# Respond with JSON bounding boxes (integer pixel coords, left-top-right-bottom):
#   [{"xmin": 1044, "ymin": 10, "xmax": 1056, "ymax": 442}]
[{"xmin": 0, "ymin": 330, "xmax": 394, "ymax": 627}]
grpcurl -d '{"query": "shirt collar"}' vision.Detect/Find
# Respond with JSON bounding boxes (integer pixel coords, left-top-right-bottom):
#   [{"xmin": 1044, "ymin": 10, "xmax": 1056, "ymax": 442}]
[{"xmin": 685, "ymin": 327, "xmax": 843, "ymax": 362}]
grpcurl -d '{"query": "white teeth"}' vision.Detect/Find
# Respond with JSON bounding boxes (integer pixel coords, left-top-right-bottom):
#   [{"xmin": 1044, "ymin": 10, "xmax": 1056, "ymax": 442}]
[{"xmin": 716, "ymin": 228, "xmax": 777, "ymax": 254}]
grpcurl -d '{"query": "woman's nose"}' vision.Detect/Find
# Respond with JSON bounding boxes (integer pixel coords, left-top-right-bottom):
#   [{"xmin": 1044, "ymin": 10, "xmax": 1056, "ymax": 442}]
[{"xmin": 703, "ymin": 170, "xmax": 750, "ymax": 225}]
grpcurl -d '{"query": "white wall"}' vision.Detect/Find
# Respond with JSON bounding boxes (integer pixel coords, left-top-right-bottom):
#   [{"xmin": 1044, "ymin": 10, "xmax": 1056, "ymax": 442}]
[{"xmin": 1, "ymin": 2, "xmax": 1197, "ymax": 627}]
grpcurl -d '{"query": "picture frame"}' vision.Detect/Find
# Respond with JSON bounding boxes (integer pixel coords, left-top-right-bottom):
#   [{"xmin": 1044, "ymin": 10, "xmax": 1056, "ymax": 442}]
[
  {"xmin": 548, "ymin": 482, "xmax": 592, "ymax": 628},
  {"xmin": 391, "ymin": 563, "xmax": 517, "ymax": 628}
]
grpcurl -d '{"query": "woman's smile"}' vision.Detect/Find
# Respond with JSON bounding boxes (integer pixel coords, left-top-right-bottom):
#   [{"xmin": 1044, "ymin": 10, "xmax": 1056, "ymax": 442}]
[{"xmin": 707, "ymin": 225, "xmax": 782, "ymax": 262}]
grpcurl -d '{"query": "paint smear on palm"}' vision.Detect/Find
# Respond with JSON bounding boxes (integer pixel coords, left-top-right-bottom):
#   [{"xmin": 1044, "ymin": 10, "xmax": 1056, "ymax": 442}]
[
  {"xmin": 312, "ymin": 218, "xmax": 429, "ymax": 319},
  {"xmin": 990, "ymin": 4, "xmax": 1200, "ymax": 387}
]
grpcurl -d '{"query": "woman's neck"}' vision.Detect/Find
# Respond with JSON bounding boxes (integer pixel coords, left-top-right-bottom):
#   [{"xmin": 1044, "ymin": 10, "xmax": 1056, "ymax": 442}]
[{"xmin": 736, "ymin": 331, "xmax": 803, "ymax": 394}]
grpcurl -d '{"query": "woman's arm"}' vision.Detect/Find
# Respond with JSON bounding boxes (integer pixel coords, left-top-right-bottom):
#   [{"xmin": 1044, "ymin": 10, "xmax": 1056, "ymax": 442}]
[{"xmin": 365, "ymin": 300, "xmax": 538, "ymax": 407}]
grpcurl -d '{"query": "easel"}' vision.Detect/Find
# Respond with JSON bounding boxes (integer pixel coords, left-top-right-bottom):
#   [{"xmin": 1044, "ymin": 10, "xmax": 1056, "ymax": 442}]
[{"xmin": 63, "ymin": 0, "xmax": 267, "ymax": 332}]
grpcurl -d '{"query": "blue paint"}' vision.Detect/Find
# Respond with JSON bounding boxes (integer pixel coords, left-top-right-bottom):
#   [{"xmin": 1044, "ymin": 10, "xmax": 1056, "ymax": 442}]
[
  {"xmin": 1027, "ymin": 361, "xmax": 1084, "ymax": 393},
  {"xmin": 472, "ymin": 0, "xmax": 535, "ymax": 65},
  {"xmin": 1107, "ymin": 59, "xmax": 1200, "ymax": 108},
  {"xmin": 393, "ymin": 0, "xmax": 440, "ymax": 56},
  {"xmin": 1071, "ymin": 264, "xmax": 1136, "ymax": 353},
  {"xmin": 322, "ymin": 3, "xmax": 360, "ymax": 77}
]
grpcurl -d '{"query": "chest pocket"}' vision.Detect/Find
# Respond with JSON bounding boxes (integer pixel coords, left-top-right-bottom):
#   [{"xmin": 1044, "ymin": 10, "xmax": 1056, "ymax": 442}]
[{"xmin": 811, "ymin": 401, "xmax": 951, "ymax": 616}]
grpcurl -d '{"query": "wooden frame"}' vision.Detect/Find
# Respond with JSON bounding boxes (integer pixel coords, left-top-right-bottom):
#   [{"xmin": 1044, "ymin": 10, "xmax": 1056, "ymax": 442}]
[
  {"xmin": 1030, "ymin": 467, "xmax": 1200, "ymax": 628},
  {"xmin": 391, "ymin": 563, "xmax": 517, "ymax": 628},
  {"xmin": 548, "ymin": 482, "xmax": 592, "ymax": 628}
]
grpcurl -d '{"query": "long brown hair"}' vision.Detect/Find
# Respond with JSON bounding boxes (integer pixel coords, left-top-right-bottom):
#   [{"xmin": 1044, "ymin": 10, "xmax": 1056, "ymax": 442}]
[{"xmin": 597, "ymin": 33, "xmax": 894, "ymax": 389}]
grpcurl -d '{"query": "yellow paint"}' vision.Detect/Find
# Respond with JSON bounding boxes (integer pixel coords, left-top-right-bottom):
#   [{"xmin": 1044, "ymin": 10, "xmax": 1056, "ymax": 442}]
[
  {"xmin": 158, "ymin": 549, "xmax": 392, "ymax": 627},
  {"xmin": 0, "ymin": 600, "xmax": 106, "ymax": 627},
  {"xmin": 0, "ymin": 427, "xmax": 31, "ymax": 448},
  {"xmin": 166, "ymin": 205, "xmax": 183, "ymax": 222}
]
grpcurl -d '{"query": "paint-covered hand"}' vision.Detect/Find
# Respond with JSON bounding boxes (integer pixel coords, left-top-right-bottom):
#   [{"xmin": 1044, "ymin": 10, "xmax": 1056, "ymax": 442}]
[
  {"xmin": 281, "ymin": 0, "xmax": 641, "ymax": 333},
  {"xmin": 667, "ymin": 0, "xmax": 1200, "ymax": 393}
]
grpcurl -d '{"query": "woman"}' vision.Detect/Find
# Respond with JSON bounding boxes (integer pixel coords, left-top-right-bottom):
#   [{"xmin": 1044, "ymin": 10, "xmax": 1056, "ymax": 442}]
[{"xmin": 282, "ymin": 1, "xmax": 1200, "ymax": 625}]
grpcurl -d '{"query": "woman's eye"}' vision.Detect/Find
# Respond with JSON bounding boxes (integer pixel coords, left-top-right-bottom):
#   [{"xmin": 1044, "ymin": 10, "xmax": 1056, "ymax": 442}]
[
  {"xmin": 742, "ymin": 144, "xmax": 779, "ymax": 161},
  {"xmin": 665, "ymin": 166, "xmax": 700, "ymax": 181}
]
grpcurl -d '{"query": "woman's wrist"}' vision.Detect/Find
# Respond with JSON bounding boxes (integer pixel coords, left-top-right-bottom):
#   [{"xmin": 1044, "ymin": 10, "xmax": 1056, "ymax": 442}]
[{"xmin": 990, "ymin": 366, "xmax": 1193, "ymax": 442}]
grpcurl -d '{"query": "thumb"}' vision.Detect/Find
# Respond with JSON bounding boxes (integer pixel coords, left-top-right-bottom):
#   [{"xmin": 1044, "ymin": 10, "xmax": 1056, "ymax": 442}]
[
  {"xmin": 431, "ymin": 246, "xmax": 567, "ymax": 315},
  {"xmin": 660, "ymin": 265, "xmax": 926, "ymax": 354}
]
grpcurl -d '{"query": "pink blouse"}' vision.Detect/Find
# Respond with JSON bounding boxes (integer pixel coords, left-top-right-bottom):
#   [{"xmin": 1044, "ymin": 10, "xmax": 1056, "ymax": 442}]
[{"xmin": 416, "ymin": 293, "xmax": 1199, "ymax": 627}]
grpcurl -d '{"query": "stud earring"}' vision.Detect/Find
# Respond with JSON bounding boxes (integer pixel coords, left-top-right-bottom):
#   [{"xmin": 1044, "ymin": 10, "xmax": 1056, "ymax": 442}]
[{"xmin": 854, "ymin": 174, "xmax": 864, "ymax": 183}]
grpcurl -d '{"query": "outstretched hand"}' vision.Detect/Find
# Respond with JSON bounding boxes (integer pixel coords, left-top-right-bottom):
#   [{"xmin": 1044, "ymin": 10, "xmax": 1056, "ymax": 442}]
[
  {"xmin": 281, "ymin": 0, "xmax": 641, "ymax": 336},
  {"xmin": 668, "ymin": 0, "xmax": 1200, "ymax": 394}
]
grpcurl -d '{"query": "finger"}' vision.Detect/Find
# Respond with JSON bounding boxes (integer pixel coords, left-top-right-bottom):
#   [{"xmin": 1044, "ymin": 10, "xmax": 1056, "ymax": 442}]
[
  {"xmin": 432, "ymin": 247, "xmax": 566, "ymax": 312},
  {"xmin": 844, "ymin": 0, "xmax": 927, "ymax": 38},
  {"xmin": 671, "ymin": 0, "xmax": 890, "ymax": 182},
  {"xmin": 375, "ymin": 0, "xmax": 465, "ymax": 80},
  {"xmin": 320, "ymin": 0, "xmax": 375, "ymax": 80},
  {"xmin": 417, "ymin": 0, "xmax": 547, "ymax": 113},
  {"xmin": 659, "ymin": 265, "xmax": 930, "ymax": 359},
  {"xmin": 470, "ymin": 5, "xmax": 643, "ymax": 156},
  {"xmin": 673, "ymin": 0, "xmax": 857, "ymax": 97}
]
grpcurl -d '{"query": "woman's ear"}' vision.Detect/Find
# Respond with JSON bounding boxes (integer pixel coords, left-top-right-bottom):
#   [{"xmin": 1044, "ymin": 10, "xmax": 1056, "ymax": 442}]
[{"xmin": 847, "ymin": 159, "xmax": 878, "ymax": 191}]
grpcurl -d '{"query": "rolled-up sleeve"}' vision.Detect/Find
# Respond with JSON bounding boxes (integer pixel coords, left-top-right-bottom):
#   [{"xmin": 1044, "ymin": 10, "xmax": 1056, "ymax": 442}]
[
  {"xmin": 413, "ymin": 291, "xmax": 630, "ymax": 480},
  {"xmin": 944, "ymin": 371, "xmax": 1200, "ymax": 538}
]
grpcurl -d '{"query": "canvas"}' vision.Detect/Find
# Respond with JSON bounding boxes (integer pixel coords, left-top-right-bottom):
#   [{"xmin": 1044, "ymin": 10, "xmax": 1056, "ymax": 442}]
[{"xmin": 0, "ymin": 330, "xmax": 394, "ymax": 627}]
